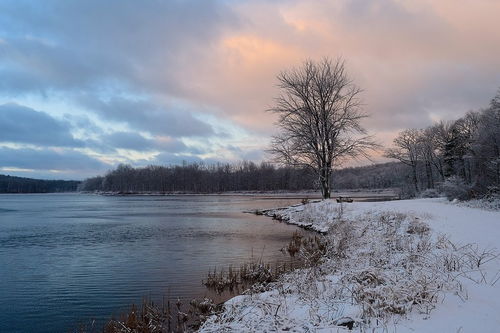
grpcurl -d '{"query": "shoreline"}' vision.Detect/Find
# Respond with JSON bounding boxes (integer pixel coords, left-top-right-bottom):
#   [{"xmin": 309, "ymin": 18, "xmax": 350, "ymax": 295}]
[
  {"xmin": 0, "ymin": 189, "xmax": 400, "ymax": 202},
  {"xmin": 199, "ymin": 197, "xmax": 500, "ymax": 332},
  {"xmin": 83, "ymin": 188, "xmax": 399, "ymax": 200}
]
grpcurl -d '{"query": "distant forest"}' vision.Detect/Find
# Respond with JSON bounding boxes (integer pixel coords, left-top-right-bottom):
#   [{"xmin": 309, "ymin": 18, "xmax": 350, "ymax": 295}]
[
  {"xmin": 384, "ymin": 90, "xmax": 500, "ymax": 198},
  {"xmin": 0, "ymin": 174, "xmax": 80, "ymax": 193},
  {"xmin": 0, "ymin": 162, "xmax": 410, "ymax": 194},
  {"xmin": 79, "ymin": 162, "xmax": 316, "ymax": 193},
  {"xmin": 78, "ymin": 161, "xmax": 408, "ymax": 193}
]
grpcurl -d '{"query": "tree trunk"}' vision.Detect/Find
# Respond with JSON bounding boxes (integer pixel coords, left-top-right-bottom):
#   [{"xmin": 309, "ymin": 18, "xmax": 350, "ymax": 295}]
[
  {"xmin": 321, "ymin": 180, "xmax": 330, "ymax": 199},
  {"xmin": 320, "ymin": 168, "xmax": 331, "ymax": 199},
  {"xmin": 425, "ymin": 160, "xmax": 434, "ymax": 188},
  {"xmin": 438, "ymin": 160, "xmax": 445, "ymax": 181},
  {"xmin": 412, "ymin": 163, "xmax": 419, "ymax": 193}
]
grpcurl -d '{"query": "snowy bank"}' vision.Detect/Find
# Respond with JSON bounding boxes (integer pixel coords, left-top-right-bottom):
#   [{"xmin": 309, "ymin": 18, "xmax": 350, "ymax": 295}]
[{"xmin": 200, "ymin": 198, "xmax": 500, "ymax": 332}]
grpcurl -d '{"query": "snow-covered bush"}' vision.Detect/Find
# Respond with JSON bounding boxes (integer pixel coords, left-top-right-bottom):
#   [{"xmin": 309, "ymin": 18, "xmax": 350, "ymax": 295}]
[
  {"xmin": 441, "ymin": 176, "xmax": 473, "ymax": 201},
  {"xmin": 397, "ymin": 183, "xmax": 417, "ymax": 199},
  {"xmin": 266, "ymin": 200, "xmax": 343, "ymax": 233},
  {"xmin": 407, "ymin": 217, "xmax": 430, "ymax": 235},
  {"xmin": 459, "ymin": 191, "xmax": 500, "ymax": 211},
  {"xmin": 419, "ymin": 188, "xmax": 441, "ymax": 198}
]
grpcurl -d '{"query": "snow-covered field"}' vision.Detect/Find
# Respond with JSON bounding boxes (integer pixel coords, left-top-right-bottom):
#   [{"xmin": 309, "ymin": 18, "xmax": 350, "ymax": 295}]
[{"xmin": 200, "ymin": 198, "xmax": 500, "ymax": 332}]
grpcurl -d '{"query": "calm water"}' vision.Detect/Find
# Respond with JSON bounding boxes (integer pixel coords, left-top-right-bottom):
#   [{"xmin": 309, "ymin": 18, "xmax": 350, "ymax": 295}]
[{"xmin": 0, "ymin": 194, "xmax": 303, "ymax": 333}]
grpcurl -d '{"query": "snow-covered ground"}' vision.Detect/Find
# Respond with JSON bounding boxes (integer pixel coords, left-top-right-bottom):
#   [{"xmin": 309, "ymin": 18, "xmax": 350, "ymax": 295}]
[{"xmin": 200, "ymin": 198, "xmax": 500, "ymax": 332}]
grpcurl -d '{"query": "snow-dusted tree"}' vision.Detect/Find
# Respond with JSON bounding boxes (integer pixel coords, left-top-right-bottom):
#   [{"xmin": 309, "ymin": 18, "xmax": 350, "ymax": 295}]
[
  {"xmin": 269, "ymin": 58, "xmax": 376, "ymax": 199},
  {"xmin": 385, "ymin": 129, "xmax": 422, "ymax": 193},
  {"xmin": 472, "ymin": 92, "xmax": 500, "ymax": 189},
  {"xmin": 419, "ymin": 123, "xmax": 446, "ymax": 184},
  {"xmin": 425, "ymin": 121, "xmax": 452, "ymax": 181},
  {"xmin": 418, "ymin": 128, "xmax": 436, "ymax": 189},
  {"xmin": 443, "ymin": 111, "xmax": 479, "ymax": 182}
]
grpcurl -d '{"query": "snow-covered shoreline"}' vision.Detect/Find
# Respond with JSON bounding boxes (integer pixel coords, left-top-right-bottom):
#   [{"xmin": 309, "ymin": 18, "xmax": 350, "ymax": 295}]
[{"xmin": 200, "ymin": 198, "xmax": 500, "ymax": 332}]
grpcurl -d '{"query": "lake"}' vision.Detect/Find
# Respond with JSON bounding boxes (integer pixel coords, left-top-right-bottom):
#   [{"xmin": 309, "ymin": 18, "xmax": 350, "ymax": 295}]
[{"xmin": 0, "ymin": 194, "xmax": 304, "ymax": 333}]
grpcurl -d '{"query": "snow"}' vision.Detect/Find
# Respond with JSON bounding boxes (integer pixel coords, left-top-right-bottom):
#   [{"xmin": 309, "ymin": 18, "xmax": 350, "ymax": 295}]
[
  {"xmin": 347, "ymin": 198, "xmax": 500, "ymax": 248},
  {"xmin": 457, "ymin": 197, "xmax": 500, "ymax": 212},
  {"xmin": 199, "ymin": 198, "xmax": 500, "ymax": 332}
]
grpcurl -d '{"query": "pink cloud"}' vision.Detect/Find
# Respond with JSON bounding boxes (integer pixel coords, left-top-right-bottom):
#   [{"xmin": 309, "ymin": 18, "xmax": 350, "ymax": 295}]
[{"xmin": 160, "ymin": 0, "xmax": 500, "ymax": 142}]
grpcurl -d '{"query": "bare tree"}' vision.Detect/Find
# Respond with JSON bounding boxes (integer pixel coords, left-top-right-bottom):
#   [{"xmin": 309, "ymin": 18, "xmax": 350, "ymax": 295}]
[
  {"xmin": 418, "ymin": 129, "xmax": 436, "ymax": 189},
  {"xmin": 443, "ymin": 111, "xmax": 479, "ymax": 182},
  {"xmin": 472, "ymin": 92, "xmax": 500, "ymax": 188},
  {"xmin": 418, "ymin": 123, "xmax": 450, "ymax": 188},
  {"xmin": 385, "ymin": 129, "xmax": 422, "ymax": 193},
  {"xmin": 425, "ymin": 121, "xmax": 452, "ymax": 181},
  {"xmin": 268, "ymin": 58, "xmax": 376, "ymax": 199}
]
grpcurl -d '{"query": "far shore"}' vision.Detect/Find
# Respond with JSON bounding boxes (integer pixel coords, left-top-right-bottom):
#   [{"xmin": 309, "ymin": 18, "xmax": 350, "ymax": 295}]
[{"xmin": 81, "ymin": 188, "xmax": 400, "ymax": 201}]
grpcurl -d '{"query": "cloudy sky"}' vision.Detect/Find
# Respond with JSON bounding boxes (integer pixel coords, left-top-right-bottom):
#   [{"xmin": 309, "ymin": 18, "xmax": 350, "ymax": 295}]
[{"xmin": 1, "ymin": 0, "xmax": 499, "ymax": 179}]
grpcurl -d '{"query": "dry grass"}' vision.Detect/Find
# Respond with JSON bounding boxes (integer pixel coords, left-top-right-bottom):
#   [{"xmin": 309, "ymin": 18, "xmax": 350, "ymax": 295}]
[
  {"xmin": 93, "ymin": 296, "xmax": 221, "ymax": 333},
  {"xmin": 203, "ymin": 258, "xmax": 301, "ymax": 294},
  {"xmin": 200, "ymin": 209, "xmax": 499, "ymax": 332}
]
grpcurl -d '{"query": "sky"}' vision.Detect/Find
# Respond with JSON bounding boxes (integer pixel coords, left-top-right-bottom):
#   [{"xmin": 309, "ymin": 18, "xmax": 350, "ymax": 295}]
[{"xmin": 1, "ymin": 0, "xmax": 499, "ymax": 180}]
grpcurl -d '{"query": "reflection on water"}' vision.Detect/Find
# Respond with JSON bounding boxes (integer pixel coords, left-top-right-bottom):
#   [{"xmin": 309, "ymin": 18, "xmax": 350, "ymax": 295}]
[{"xmin": 0, "ymin": 194, "xmax": 303, "ymax": 333}]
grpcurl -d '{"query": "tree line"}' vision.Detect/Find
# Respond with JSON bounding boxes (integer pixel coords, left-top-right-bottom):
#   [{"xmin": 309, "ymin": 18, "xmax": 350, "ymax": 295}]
[
  {"xmin": 0, "ymin": 161, "xmax": 411, "ymax": 195},
  {"xmin": 79, "ymin": 160, "xmax": 416, "ymax": 194},
  {"xmin": 332, "ymin": 162, "xmax": 409, "ymax": 190},
  {"xmin": 385, "ymin": 90, "xmax": 500, "ymax": 198},
  {"xmin": 0, "ymin": 174, "xmax": 80, "ymax": 193},
  {"xmin": 78, "ymin": 162, "xmax": 317, "ymax": 193}
]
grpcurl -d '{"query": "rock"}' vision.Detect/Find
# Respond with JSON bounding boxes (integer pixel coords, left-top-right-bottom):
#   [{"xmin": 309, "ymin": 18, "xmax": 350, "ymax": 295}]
[{"xmin": 333, "ymin": 316, "xmax": 355, "ymax": 330}]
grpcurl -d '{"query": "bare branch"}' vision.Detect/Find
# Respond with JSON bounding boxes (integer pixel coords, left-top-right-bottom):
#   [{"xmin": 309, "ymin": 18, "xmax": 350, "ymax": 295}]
[{"xmin": 268, "ymin": 57, "xmax": 377, "ymax": 198}]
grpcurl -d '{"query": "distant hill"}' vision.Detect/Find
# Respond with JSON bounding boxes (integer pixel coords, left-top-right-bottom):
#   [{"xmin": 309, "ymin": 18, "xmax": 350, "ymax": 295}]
[{"xmin": 0, "ymin": 174, "xmax": 80, "ymax": 193}]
